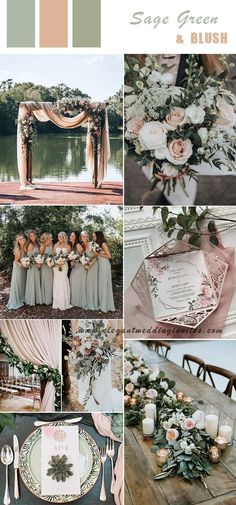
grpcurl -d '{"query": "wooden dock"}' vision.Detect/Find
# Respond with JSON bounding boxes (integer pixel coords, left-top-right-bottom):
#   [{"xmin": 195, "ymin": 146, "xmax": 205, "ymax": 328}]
[{"xmin": 0, "ymin": 181, "xmax": 123, "ymax": 205}]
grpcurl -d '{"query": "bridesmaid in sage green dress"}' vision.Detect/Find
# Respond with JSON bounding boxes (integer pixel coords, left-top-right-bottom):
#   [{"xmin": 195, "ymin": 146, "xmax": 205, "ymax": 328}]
[
  {"xmin": 25, "ymin": 230, "xmax": 42, "ymax": 306},
  {"xmin": 93, "ymin": 231, "xmax": 115, "ymax": 312},
  {"xmin": 7, "ymin": 235, "xmax": 27, "ymax": 310},
  {"xmin": 81, "ymin": 231, "xmax": 98, "ymax": 311},
  {"xmin": 40, "ymin": 232, "xmax": 53, "ymax": 305},
  {"xmin": 69, "ymin": 231, "xmax": 87, "ymax": 308}
]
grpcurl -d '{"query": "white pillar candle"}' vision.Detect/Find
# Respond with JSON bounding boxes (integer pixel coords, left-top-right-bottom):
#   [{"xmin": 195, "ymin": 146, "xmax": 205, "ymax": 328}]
[
  {"xmin": 142, "ymin": 418, "xmax": 154, "ymax": 436},
  {"xmin": 218, "ymin": 424, "xmax": 233, "ymax": 444},
  {"xmin": 144, "ymin": 403, "xmax": 156, "ymax": 420},
  {"xmin": 205, "ymin": 414, "xmax": 218, "ymax": 439}
]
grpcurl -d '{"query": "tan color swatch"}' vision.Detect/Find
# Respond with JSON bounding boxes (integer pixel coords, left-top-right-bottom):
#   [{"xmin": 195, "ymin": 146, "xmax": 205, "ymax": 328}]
[{"xmin": 40, "ymin": 0, "xmax": 68, "ymax": 47}]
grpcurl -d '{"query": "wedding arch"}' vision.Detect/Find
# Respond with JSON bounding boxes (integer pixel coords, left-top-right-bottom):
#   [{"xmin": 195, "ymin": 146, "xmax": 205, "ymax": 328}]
[{"xmin": 17, "ymin": 99, "xmax": 110, "ymax": 188}]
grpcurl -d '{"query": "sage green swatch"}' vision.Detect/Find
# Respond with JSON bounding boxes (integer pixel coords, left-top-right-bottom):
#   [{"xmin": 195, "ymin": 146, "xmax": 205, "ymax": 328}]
[
  {"xmin": 7, "ymin": 0, "xmax": 35, "ymax": 47},
  {"xmin": 73, "ymin": 0, "xmax": 101, "ymax": 47}
]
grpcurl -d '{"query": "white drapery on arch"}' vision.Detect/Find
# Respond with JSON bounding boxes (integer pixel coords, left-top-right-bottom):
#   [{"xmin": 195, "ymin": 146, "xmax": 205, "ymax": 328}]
[
  {"xmin": 0, "ymin": 319, "xmax": 61, "ymax": 412},
  {"xmin": 17, "ymin": 101, "xmax": 110, "ymax": 187}
]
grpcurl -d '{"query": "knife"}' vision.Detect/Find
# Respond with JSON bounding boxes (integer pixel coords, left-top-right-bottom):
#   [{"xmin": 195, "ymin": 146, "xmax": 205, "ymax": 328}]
[
  {"xmin": 34, "ymin": 416, "xmax": 82, "ymax": 427},
  {"xmin": 13, "ymin": 435, "xmax": 20, "ymax": 500}
]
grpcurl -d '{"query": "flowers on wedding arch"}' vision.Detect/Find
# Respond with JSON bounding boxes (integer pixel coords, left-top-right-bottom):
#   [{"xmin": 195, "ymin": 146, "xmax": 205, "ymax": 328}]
[{"xmin": 17, "ymin": 98, "xmax": 110, "ymax": 188}]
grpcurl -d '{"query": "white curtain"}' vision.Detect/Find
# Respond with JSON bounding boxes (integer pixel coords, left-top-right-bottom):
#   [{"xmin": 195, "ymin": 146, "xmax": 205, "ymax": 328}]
[{"xmin": 0, "ymin": 320, "xmax": 61, "ymax": 412}]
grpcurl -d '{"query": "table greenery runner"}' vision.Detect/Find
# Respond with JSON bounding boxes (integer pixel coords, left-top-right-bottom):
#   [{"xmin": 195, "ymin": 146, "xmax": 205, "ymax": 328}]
[
  {"xmin": 63, "ymin": 320, "xmax": 115, "ymax": 405},
  {"xmin": 0, "ymin": 333, "xmax": 61, "ymax": 410},
  {"xmin": 125, "ymin": 54, "xmax": 236, "ymax": 196},
  {"xmin": 124, "ymin": 350, "xmax": 213, "ymax": 484}
]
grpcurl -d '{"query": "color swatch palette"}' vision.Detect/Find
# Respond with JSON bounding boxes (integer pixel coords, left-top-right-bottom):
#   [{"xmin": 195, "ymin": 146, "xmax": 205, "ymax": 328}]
[{"xmin": 7, "ymin": 0, "xmax": 101, "ymax": 47}]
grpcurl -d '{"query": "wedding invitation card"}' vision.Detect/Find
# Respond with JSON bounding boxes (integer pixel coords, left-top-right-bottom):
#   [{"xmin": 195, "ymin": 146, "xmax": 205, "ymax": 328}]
[
  {"xmin": 144, "ymin": 248, "xmax": 228, "ymax": 328},
  {"xmin": 41, "ymin": 425, "xmax": 81, "ymax": 496}
]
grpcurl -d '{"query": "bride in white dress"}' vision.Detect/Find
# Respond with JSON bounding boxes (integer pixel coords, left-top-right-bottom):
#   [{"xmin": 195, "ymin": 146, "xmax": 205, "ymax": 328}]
[{"xmin": 52, "ymin": 232, "xmax": 72, "ymax": 310}]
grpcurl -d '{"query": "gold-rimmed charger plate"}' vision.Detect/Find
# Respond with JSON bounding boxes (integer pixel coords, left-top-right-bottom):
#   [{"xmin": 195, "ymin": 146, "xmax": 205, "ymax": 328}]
[{"xmin": 19, "ymin": 423, "xmax": 101, "ymax": 503}]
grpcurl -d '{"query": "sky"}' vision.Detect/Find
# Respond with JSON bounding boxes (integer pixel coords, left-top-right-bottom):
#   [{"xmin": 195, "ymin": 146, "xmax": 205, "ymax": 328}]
[{"xmin": 0, "ymin": 54, "xmax": 123, "ymax": 100}]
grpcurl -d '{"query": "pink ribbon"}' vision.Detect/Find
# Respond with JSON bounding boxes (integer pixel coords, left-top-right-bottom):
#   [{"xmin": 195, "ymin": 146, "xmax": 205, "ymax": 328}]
[{"xmin": 92, "ymin": 413, "xmax": 123, "ymax": 505}]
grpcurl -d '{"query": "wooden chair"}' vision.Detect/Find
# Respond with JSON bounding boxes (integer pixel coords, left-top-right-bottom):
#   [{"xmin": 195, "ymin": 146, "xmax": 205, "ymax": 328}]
[
  {"xmin": 144, "ymin": 341, "xmax": 171, "ymax": 358},
  {"xmin": 203, "ymin": 365, "xmax": 236, "ymax": 397},
  {"xmin": 182, "ymin": 354, "xmax": 205, "ymax": 379}
]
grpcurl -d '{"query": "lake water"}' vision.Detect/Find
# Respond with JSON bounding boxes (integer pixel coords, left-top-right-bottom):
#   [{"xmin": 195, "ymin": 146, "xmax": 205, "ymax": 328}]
[{"xmin": 0, "ymin": 134, "xmax": 123, "ymax": 182}]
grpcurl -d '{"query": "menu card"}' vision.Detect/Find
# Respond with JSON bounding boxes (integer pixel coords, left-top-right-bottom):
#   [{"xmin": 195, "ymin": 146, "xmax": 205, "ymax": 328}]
[{"xmin": 41, "ymin": 425, "xmax": 81, "ymax": 496}]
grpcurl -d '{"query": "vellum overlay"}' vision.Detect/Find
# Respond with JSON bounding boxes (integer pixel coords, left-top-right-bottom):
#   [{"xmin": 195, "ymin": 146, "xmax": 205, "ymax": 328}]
[
  {"xmin": 41, "ymin": 425, "xmax": 80, "ymax": 496},
  {"xmin": 133, "ymin": 239, "xmax": 228, "ymax": 328}
]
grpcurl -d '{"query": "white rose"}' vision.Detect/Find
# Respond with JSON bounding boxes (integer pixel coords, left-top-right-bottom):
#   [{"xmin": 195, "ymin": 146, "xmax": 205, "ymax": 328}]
[
  {"xmin": 166, "ymin": 138, "xmax": 193, "ymax": 166},
  {"xmin": 149, "ymin": 369, "xmax": 159, "ymax": 381},
  {"xmin": 161, "ymin": 162, "xmax": 179, "ymax": 177},
  {"xmin": 186, "ymin": 104, "xmax": 206, "ymax": 125},
  {"xmin": 160, "ymin": 72, "xmax": 174, "ymax": 85},
  {"xmin": 198, "ymin": 127, "xmax": 208, "ymax": 144},
  {"xmin": 160, "ymin": 380, "xmax": 169, "ymax": 390},
  {"xmin": 192, "ymin": 409, "xmax": 205, "ymax": 429},
  {"xmin": 130, "ymin": 371, "xmax": 140, "ymax": 385},
  {"xmin": 215, "ymin": 96, "xmax": 236, "ymax": 128},
  {"xmin": 167, "ymin": 389, "xmax": 175, "ymax": 398},
  {"xmin": 184, "ymin": 446, "xmax": 192, "ymax": 455},
  {"xmin": 124, "ymin": 95, "xmax": 137, "ymax": 107},
  {"xmin": 147, "ymin": 70, "xmax": 162, "ymax": 85},
  {"xmin": 138, "ymin": 121, "xmax": 167, "ymax": 151},
  {"xmin": 180, "ymin": 440, "xmax": 188, "ymax": 450}
]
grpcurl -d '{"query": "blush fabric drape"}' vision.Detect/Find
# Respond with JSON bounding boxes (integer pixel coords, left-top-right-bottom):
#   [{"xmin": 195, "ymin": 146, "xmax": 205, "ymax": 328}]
[
  {"xmin": 0, "ymin": 319, "xmax": 61, "ymax": 411},
  {"xmin": 17, "ymin": 101, "xmax": 110, "ymax": 185}
]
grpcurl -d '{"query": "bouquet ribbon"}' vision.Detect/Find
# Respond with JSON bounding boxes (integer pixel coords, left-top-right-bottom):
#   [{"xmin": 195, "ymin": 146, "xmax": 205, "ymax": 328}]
[{"xmin": 125, "ymin": 233, "xmax": 236, "ymax": 339}]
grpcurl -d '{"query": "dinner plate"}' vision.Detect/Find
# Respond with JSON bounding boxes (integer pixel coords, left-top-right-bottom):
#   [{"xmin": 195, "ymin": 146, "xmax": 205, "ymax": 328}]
[{"xmin": 19, "ymin": 423, "xmax": 101, "ymax": 503}]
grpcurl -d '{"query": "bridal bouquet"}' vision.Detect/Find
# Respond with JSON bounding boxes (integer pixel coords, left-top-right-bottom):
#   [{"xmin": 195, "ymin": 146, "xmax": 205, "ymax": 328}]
[
  {"xmin": 79, "ymin": 255, "xmax": 90, "ymax": 270},
  {"xmin": 68, "ymin": 251, "xmax": 79, "ymax": 262},
  {"xmin": 46, "ymin": 256, "xmax": 55, "ymax": 268},
  {"xmin": 74, "ymin": 321, "xmax": 114, "ymax": 404},
  {"xmin": 34, "ymin": 254, "xmax": 44, "ymax": 267},
  {"xmin": 91, "ymin": 242, "xmax": 101, "ymax": 253},
  {"xmin": 20, "ymin": 256, "xmax": 31, "ymax": 269},
  {"xmin": 54, "ymin": 251, "xmax": 68, "ymax": 271},
  {"xmin": 125, "ymin": 350, "xmax": 213, "ymax": 484},
  {"xmin": 125, "ymin": 54, "xmax": 236, "ymax": 195}
]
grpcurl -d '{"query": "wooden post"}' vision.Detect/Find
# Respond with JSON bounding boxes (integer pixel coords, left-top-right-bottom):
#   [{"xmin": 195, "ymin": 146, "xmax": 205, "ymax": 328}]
[
  {"xmin": 26, "ymin": 148, "xmax": 33, "ymax": 183},
  {"xmin": 94, "ymin": 135, "xmax": 98, "ymax": 188}
]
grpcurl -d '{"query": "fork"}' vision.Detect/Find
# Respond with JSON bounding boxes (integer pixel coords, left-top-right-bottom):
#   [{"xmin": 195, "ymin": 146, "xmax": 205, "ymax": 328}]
[
  {"xmin": 99, "ymin": 447, "xmax": 107, "ymax": 501},
  {"xmin": 106, "ymin": 438, "xmax": 115, "ymax": 493}
]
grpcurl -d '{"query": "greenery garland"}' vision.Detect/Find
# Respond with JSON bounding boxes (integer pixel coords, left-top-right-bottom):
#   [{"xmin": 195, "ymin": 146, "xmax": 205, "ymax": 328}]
[
  {"xmin": 0, "ymin": 333, "xmax": 61, "ymax": 411},
  {"xmin": 124, "ymin": 350, "xmax": 213, "ymax": 484}
]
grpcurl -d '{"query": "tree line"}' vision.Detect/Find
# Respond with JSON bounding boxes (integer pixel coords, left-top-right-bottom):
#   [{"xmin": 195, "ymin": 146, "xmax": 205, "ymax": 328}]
[{"xmin": 0, "ymin": 80, "xmax": 123, "ymax": 136}]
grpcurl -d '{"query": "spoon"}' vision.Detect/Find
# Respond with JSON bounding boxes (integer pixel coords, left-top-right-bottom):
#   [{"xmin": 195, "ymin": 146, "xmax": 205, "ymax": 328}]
[
  {"xmin": 1, "ymin": 445, "xmax": 13, "ymax": 505},
  {"xmin": 34, "ymin": 416, "xmax": 82, "ymax": 427}
]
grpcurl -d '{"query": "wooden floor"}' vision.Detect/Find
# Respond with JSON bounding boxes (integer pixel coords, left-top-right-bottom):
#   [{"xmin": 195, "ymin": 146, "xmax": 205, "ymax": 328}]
[{"xmin": 0, "ymin": 181, "xmax": 123, "ymax": 205}]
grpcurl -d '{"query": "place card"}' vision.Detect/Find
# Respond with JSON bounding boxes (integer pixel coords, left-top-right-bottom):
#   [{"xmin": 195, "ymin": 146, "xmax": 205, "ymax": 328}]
[{"xmin": 41, "ymin": 425, "xmax": 80, "ymax": 496}]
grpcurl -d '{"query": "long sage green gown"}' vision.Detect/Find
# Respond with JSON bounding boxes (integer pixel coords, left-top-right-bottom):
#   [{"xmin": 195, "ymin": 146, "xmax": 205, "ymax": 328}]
[
  {"xmin": 25, "ymin": 246, "xmax": 42, "ymax": 306},
  {"xmin": 97, "ymin": 256, "xmax": 115, "ymax": 312},
  {"xmin": 84, "ymin": 248, "xmax": 98, "ymax": 310},
  {"xmin": 41, "ymin": 245, "xmax": 53, "ymax": 305},
  {"xmin": 69, "ymin": 253, "xmax": 87, "ymax": 308},
  {"xmin": 7, "ymin": 257, "xmax": 27, "ymax": 310}
]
